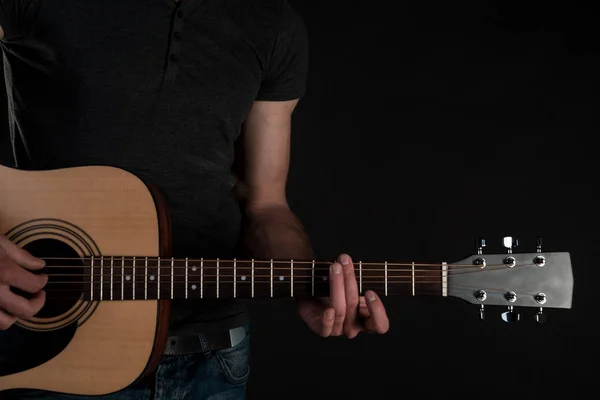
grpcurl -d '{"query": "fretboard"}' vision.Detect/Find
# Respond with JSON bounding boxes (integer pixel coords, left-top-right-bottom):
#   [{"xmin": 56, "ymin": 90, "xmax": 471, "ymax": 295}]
[{"xmin": 47, "ymin": 257, "xmax": 447, "ymax": 301}]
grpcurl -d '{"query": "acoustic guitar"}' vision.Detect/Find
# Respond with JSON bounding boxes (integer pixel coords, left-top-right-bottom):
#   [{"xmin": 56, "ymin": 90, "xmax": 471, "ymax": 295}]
[{"xmin": 0, "ymin": 164, "xmax": 574, "ymax": 396}]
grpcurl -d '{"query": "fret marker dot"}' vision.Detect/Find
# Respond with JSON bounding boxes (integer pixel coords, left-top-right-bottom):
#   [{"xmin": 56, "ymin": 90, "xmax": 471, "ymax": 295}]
[
  {"xmin": 192, "ymin": 266, "xmax": 197, "ymax": 272},
  {"xmin": 279, "ymin": 276, "xmax": 284, "ymax": 281},
  {"xmin": 150, "ymin": 275, "xmax": 155, "ymax": 281},
  {"xmin": 191, "ymin": 284, "xmax": 197, "ymax": 290},
  {"xmin": 241, "ymin": 276, "xmax": 246, "ymax": 281},
  {"xmin": 126, "ymin": 276, "xmax": 131, "ymax": 281},
  {"xmin": 322, "ymin": 276, "xmax": 327, "ymax": 281}
]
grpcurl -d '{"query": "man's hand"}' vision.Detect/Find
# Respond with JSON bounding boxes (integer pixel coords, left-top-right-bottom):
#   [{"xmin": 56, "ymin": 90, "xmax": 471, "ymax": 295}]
[
  {"xmin": 0, "ymin": 235, "xmax": 47, "ymax": 330},
  {"xmin": 297, "ymin": 254, "xmax": 389, "ymax": 338}
]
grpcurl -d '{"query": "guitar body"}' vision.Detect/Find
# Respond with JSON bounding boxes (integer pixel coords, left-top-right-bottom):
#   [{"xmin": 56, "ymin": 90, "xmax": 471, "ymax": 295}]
[{"xmin": 0, "ymin": 165, "xmax": 171, "ymax": 395}]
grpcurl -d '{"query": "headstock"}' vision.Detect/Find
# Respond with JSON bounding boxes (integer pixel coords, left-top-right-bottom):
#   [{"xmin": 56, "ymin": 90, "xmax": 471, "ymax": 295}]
[{"xmin": 448, "ymin": 236, "xmax": 573, "ymax": 323}]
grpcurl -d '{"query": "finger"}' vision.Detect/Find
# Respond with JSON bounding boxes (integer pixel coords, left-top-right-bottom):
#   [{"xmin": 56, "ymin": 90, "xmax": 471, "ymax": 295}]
[
  {"xmin": 320, "ymin": 308, "xmax": 335, "ymax": 337},
  {"xmin": 0, "ymin": 286, "xmax": 46, "ymax": 319},
  {"xmin": 339, "ymin": 254, "xmax": 361, "ymax": 338},
  {"xmin": 0, "ymin": 236, "xmax": 45, "ymax": 270},
  {"xmin": 363, "ymin": 291, "xmax": 389, "ymax": 334},
  {"xmin": 358, "ymin": 296, "xmax": 371, "ymax": 319},
  {"xmin": 0, "ymin": 308, "xmax": 17, "ymax": 330},
  {"xmin": 0, "ymin": 260, "xmax": 48, "ymax": 293},
  {"xmin": 329, "ymin": 262, "xmax": 346, "ymax": 336}
]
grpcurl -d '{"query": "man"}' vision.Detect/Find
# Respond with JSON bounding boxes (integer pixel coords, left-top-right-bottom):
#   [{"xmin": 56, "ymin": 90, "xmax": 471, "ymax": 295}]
[{"xmin": 0, "ymin": 1, "xmax": 389, "ymax": 398}]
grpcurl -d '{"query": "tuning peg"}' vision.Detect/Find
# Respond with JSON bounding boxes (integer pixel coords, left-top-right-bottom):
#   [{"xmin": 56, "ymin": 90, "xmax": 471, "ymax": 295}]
[
  {"xmin": 536, "ymin": 236, "xmax": 543, "ymax": 253},
  {"xmin": 534, "ymin": 293, "xmax": 547, "ymax": 324},
  {"xmin": 476, "ymin": 238, "xmax": 486, "ymax": 255},
  {"xmin": 535, "ymin": 308, "xmax": 547, "ymax": 324},
  {"xmin": 502, "ymin": 236, "xmax": 519, "ymax": 253},
  {"xmin": 501, "ymin": 306, "xmax": 520, "ymax": 322}
]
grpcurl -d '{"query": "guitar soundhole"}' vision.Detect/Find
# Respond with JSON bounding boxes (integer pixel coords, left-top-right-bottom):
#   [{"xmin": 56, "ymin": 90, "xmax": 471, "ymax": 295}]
[{"xmin": 20, "ymin": 239, "xmax": 85, "ymax": 319}]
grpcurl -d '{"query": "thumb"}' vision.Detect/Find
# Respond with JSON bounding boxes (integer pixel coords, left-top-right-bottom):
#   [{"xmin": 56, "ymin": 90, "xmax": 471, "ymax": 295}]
[{"xmin": 0, "ymin": 235, "xmax": 45, "ymax": 269}]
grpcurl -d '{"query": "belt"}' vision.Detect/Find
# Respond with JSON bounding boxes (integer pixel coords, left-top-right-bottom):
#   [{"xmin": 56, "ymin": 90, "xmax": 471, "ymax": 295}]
[{"xmin": 163, "ymin": 326, "xmax": 247, "ymax": 355}]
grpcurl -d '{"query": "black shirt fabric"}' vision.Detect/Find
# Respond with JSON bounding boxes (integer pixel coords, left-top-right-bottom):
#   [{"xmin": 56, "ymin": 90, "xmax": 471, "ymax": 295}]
[{"xmin": 0, "ymin": 0, "xmax": 309, "ymax": 335}]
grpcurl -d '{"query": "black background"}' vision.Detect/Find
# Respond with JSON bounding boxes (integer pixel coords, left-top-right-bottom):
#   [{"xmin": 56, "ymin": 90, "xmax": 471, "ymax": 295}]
[
  {"xmin": 1, "ymin": 0, "xmax": 598, "ymax": 398},
  {"xmin": 245, "ymin": 1, "xmax": 598, "ymax": 399}
]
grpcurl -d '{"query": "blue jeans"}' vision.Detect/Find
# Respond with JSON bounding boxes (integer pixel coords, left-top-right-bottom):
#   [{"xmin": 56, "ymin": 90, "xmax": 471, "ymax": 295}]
[{"xmin": 3, "ymin": 326, "xmax": 250, "ymax": 400}]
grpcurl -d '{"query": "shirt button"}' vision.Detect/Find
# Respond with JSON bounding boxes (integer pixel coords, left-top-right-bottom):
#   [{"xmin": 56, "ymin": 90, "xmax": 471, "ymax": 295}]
[
  {"xmin": 173, "ymin": 31, "xmax": 182, "ymax": 41},
  {"xmin": 170, "ymin": 54, "xmax": 179, "ymax": 62}
]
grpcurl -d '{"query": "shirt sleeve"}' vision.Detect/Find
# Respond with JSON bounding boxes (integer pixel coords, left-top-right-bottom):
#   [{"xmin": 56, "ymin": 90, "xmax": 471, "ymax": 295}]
[
  {"xmin": 255, "ymin": 3, "xmax": 309, "ymax": 101},
  {"xmin": 0, "ymin": 0, "xmax": 40, "ymax": 40}
]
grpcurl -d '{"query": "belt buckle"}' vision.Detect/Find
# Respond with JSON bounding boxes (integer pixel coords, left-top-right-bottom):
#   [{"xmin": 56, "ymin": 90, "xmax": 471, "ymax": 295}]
[{"xmin": 228, "ymin": 326, "xmax": 246, "ymax": 348}]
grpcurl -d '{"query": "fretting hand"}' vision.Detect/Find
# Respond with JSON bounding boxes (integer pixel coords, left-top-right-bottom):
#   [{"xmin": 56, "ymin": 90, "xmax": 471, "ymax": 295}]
[{"xmin": 297, "ymin": 254, "xmax": 389, "ymax": 338}]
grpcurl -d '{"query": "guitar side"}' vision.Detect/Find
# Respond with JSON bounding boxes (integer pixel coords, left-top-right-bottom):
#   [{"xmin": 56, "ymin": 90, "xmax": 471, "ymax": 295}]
[{"xmin": 0, "ymin": 165, "xmax": 170, "ymax": 396}]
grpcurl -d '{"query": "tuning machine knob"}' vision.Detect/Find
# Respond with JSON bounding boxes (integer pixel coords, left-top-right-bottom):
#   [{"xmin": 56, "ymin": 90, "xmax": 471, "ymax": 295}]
[
  {"xmin": 534, "ymin": 293, "xmax": 547, "ymax": 324},
  {"xmin": 501, "ymin": 306, "xmax": 520, "ymax": 323},
  {"xmin": 502, "ymin": 236, "xmax": 519, "ymax": 253},
  {"xmin": 535, "ymin": 308, "xmax": 547, "ymax": 324},
  {"xmin": 476, "ymin": 238, "xmax": 486, "ymax": 255}
]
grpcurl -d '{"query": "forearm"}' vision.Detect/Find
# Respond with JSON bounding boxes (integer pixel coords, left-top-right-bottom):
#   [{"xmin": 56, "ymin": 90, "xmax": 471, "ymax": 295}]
[{"xmin": 241, "ymin": 203, "xmax": 314, "ymax": 260}]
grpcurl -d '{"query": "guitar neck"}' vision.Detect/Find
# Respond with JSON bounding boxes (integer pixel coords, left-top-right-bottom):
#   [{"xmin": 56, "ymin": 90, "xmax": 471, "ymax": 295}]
[{"xmin": 59, "ymin": 256, "xmax": 448, "ymax": 301}]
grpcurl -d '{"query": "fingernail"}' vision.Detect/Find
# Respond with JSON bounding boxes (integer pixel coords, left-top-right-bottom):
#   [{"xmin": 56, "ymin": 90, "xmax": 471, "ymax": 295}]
[
  {"xmin": 325, "ymin": 309, "xmax": 334, "ymax": 320},
  {"xmin": 339, "ymin": 254, "xmax": 350, "ymax": 265},
  {"xmin": 367, "ymin": 291, "xmax": 377, "ymax": 302},
  {"xmin": 331, "ymin": 263, "xmax": 342, "ymax": 274}
]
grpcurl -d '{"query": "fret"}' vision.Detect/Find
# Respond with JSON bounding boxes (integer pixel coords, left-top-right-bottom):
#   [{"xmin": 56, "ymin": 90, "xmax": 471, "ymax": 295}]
[
  {"xmin": 185, "ymin": 258, "xmax": 189, "ymax": 298},
  {"xmin": 233, "ymin": 259, "xmax": 237, "ymax": 298},
  {"xmin": 270, "ymin": 259, "xmax": 273, "ymax": 298},
  {"xmin": 157, "ymin": 257, "xmax": 160, "ymax": 299},
  {"xmin": 121, "ymin": 257, "xmax": 125, "ymax": 300},
  {"xmin": 100, "ymin": 256, "xmax": 104, "ymax": 301},
  {"xmin": 359, "ymin": 261, "xmax": 362, "ymax": 295},
  {"xmin": 170, "ymin": 258, "xmax": 174, "ymax": 299},
  {"xmin": 311, "ymin": 260, "xmax": 314, "ymax": 296},
  {"xmin": 442, "ymin": 262, "xmax": 448, "ymax": 297},
  {"xmin": 144, "ymin": 257, "xmax": 148, "ymax": 300},
  {"xmin": 110, "ymin": 256, "xmax": 113, "ymax": 300},
  {"xmin": 384, "ymin": 261, "xmax": 388, "ymax": 296},
  {"xmin": 216, "ymin": 258, "xmax": 220, "ymax": 299},
  {"xmin": 251, "ymin": 259, "xmax": 255, "ymax": 298},
  {"xmin": 201, "ymin": 258, "xmax": 204, "ymax": 299},
  {"xmin": 290, "ymin": 260, "xmax": 294, "ymax": 298},
  {"xmin": 90, "ymin": 256, "xmax": 94, "ymax": 300},
  {"xmin": 132, "ymin": 257, "xmax": 136, "ymax": 300},
  {"xmin": 412, "ymin": 262, "xmax": 415, "ymax": 296}
]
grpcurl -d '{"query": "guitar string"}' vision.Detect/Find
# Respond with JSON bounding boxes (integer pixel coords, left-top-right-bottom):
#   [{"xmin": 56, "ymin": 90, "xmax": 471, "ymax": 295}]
[
  {"xmin": 42, "ymin": 284, "xmax": 542, "ymax": 300},
  {"xmin": 32, "ymin": 263, "xmax": 520, "ymax": 272},
  {"xmin": 39, "ymin": 257, "xmax": 492, "ymax": 268},
  {"xmin": 37, "ymin": 263, "xmax": 538, "ymax": 277}
]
